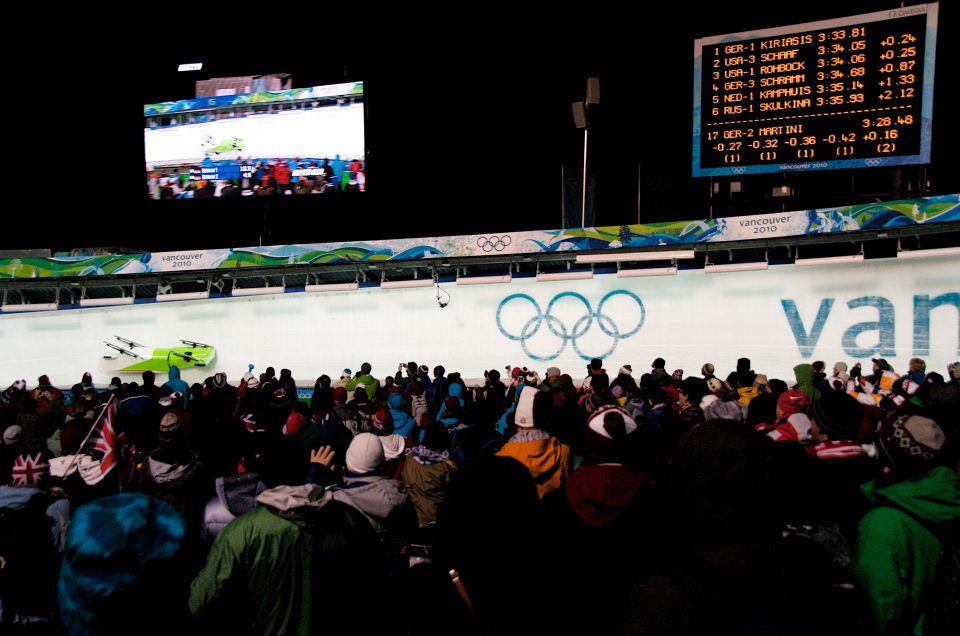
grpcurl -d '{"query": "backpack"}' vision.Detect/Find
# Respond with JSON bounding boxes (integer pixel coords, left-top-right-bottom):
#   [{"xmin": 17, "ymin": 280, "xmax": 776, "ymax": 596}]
[{"xmin": 410, "ymin": 392, "xmax": 430, "ymax": 428}]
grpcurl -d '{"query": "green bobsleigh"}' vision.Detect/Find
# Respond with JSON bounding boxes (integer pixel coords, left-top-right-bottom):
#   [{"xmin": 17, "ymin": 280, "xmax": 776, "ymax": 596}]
[{"xmin": 103, "ymin": 337, "xmax": 216, "ymax": 372}]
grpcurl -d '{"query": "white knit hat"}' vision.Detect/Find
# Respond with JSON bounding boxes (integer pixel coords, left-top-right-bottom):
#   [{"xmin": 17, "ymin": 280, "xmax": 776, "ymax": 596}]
[{"xmin": 345, "ymin": 433, "xmax": 385, "ymax": 474}]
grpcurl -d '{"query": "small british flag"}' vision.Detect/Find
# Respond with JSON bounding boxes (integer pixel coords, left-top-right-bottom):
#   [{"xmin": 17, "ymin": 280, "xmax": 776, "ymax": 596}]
[
  {"xmin": 80, "ymin": 399, "xmax": 126, "ymax": 485},
  {"xmin": 10, "ymin": 453, "xmax": 49, "ymax": 486}
]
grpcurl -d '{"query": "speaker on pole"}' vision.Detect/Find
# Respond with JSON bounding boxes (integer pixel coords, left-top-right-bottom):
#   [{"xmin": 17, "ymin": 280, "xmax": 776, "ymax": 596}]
[
  {"xmin": 572, "ymin": 101, "xmax": 587, "ymax": 129},
  {"xmin": 586, "ymin": 77, "xmax": 600, "ymax": 105}
]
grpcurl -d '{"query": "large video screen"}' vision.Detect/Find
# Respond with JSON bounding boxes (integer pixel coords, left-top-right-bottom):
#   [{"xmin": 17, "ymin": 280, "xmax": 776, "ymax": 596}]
[
  {"xmin": 144, "ymin": 78, "xmax": 365, "ymax": 198},
  {"xmin": 692, "ymin": 2, "xmax": 938, "ymax": 177}
]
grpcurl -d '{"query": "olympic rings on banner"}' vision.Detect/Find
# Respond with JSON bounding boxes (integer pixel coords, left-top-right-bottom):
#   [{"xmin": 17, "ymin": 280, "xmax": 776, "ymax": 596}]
[
  {"xmin": 496, "ymin": 290, "xmax": 645, "ymax": 361},
  {"xmin": 476, "ymin": 235, "xmax": 512, "ymax": 252}
]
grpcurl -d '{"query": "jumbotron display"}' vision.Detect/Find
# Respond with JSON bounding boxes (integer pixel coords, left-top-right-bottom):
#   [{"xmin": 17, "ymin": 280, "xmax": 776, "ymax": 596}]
[
  {"xmin": 692, "ymin": 3, "xmax": 938, "ymax": 177},
  {"xmin": 144, "ymin": 80, "xmax": 365, "ymax": 198}
]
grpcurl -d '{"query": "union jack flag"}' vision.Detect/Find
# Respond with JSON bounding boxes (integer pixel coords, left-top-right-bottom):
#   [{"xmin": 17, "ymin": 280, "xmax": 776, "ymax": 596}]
[
  {"xmin": 10, "ymin": 453, "xmax": 49, "ymax": 486},
  {"xmin": 81, "ymin": 399, "xmax": 125, "ymax": 485}
]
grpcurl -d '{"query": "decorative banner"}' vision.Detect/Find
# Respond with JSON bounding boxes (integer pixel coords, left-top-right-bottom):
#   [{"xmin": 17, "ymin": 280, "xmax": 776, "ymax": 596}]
[
  {"xmin": 0, "ymin": 255, "xmax": 956, "ymax": 388},
  {"xmin": 1, "ymin": 194, "xmax": 957, "ymax": 280},
  {"xmin": 144, "ymin": 82, "xmax": 364, "ymax": 116}
]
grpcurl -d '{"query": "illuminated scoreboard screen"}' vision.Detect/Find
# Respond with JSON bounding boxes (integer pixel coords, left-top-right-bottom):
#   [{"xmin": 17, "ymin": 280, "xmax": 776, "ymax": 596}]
[{"xmin": 692, "ymin": 3, "xmax": 939, "ymax": 177}]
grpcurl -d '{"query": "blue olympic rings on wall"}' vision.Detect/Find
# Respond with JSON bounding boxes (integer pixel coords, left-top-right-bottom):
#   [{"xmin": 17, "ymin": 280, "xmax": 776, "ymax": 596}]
[
  {"xmin": 477, "ymin": 235, "xmax": 512, "ymax": 252},
  {"xmin": 496, "ymin": 290, "xmax": 645, "ymax": 361}
]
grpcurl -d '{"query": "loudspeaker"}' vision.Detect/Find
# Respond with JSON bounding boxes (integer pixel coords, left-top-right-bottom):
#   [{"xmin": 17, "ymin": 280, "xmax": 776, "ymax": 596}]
[
  {"xmin": 572, "ymin": 101, "xmax": 587, "ymax": 129},
  {"xmin": 586, "ymin": 77, "xmax": 600, "ymax": 105}
]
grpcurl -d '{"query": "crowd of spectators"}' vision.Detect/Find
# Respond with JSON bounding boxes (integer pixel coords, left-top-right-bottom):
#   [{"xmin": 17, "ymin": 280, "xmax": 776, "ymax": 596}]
[{"xmin": 1, "ymin": 355, "xmax": 959, "ymax": 635}]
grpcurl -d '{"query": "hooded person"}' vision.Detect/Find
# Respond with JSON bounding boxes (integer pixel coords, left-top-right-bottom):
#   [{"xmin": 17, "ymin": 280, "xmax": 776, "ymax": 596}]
[
  {"xmin": 565, "ymin": 405, "xmax": 646, "ymax": 528},
  {"xmin": 495, "ymin": 385, "xmax": 573, "ymax": 498},
  {"xmin": 400, "ymin": 424, "xmax": 458, "ymax": 527},
  {"xmin": 538, "ymin": 404, "xmax": 654, "ymax": 634},
  {"xmin": 59, "ymin": 493, "xmax": 194, "ymax": 635},
  {"xmin": 793, "ymin": 363, "xmax": 821, "ymax": 402},
  {"xmin": 436, "ymin": 382, "xmax": 466, "ymax": 426},
  {"xmin": 766, "ymin": 389, "xmax": 814, "ymax": 443},
  {"xmin": 190, "ymin": 481, "xmax": 387, "ymax": 635},
  {"xmin": 853, "ymin": 415, "xmax": 960, "ymax": 635},
  {"xmin": 386, "ymin": 392, "xmax": 418, "ymax": 441},
  {"xmin": 346, "ymin": 362, "xmax": 379, "ymax": 401},
  {"xmin": 31, "ymin": 375, "xmax": 65, "ymax": 416},
  {"xmin": 200, "ymin": 470, "xmax": 267, "ymax": 543},
  {"xmin": 309, "ymin": 374, "xmax": 333, "ymax": 417},
  {"xmin": 161, "ymin": 366, "xmax": 190, "ymax": 410},
  {"xmin": 135, "ymin": 411, "xmax": 207, "ymax": 539},
  {"xmin": 371, "ymin": 407, "xmax": 406, "ymax": 480},
  {"xmin": 325, "ymin": 433, "xmax": 416, "ymax": 534}
]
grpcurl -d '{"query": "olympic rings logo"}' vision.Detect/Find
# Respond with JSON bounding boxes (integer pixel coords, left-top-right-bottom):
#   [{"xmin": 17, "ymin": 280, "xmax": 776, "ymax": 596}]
[
  {"xmin": 477, "ymin": 235, "xmax": 512, "ymax": 252},
  {"xmin": 496, "ymin": 290, "xmax": 645, "ymax": 361}
]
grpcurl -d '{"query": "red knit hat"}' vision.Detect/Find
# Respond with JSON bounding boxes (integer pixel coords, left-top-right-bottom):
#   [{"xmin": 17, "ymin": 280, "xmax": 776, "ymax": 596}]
[
  {"xmin": 372, "ymin": 407, "xmax": 394, "ymax": 434},
  {"xmin": 584, "ymin": 404, "xmax": 639, "ymax": 462}
]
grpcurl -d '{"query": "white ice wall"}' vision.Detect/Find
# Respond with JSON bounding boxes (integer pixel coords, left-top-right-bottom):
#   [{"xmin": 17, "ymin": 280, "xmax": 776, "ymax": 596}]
[{"xmin": 1, "ymin": 256, "xmax": 957, "ymax": 389}]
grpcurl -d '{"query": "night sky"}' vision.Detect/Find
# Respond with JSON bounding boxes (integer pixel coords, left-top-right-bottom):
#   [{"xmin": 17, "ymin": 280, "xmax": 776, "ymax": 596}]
[{"xmin": 12, "ymin": 2, "xmax": 956, "ymax": 252}]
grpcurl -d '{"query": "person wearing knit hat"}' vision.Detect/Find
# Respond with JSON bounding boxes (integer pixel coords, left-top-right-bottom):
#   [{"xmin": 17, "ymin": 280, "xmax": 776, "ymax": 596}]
[
  {"xmin": 650, "ymin": 358, "xmax": 669, "ymax": 384},
  {"xmin": 807, "ymin": 390, "xmax": 874, "ymax": 543},
  {"xmin": 326, "ymin": 433, "xmax": 415, "ymax": 533},
  {"xmin": 766, "ymin": 389, "xmax": 813, "ymax": 443},
  {"xmin": 853, "ymin": 415, "xmax": 960, "ymax": 635},
  {"xmin": 343, "ymin": 433, "xmax": 385, "ymax": 475},
  {"xmin": 544, "ymin": 402, "xmax": 650, "ymax": 636},
  {"xmin": 824, "ymin": 361, "xmax": 851, "ymax": 393},
  {"xmin": 811, "ymin": 390, "xmax": 864, "ymax": 443},
  {"xmin": 877, "ymin": 414, "xmax": 947, "ymax": 480},
  {"xmin": 610, "ymin": 365, "xmax": 639, "ymax": 403},
  {"xmin": 437, "ymin": 395, "xmax": 465, "ymax": 428},
  {"xmin": 703, "ymin": 399, "xmax": 747, "ymax": 425},
  {"xmin": 706, "ymin": 377, "xmax": 724, "ymax": 396},
  {"xmin": 701, "ymin": 362, "xmax": 716, "ymax": 379},
  {"xmin": 496, "ymin": 386, "xmax": 573, "ymax": 498},
  {"xmin": 3, "ymin": 424, "xmax": 22, "ymax": 446},
  {"xmin": 678, "ymin": 377, "xmax": 708, "ymax": 426},
  {"xmin": 60, "ymin": 493, "xmax": 193, "ymax": 635},
  {"xmin": 1, "ymin": 425, "xmax": 25, "ymax": 485},
  {"xmin": 947, "ymin": 361, "xmax": 959, "ymax": 383},
  {"xmin": 545, "ymin": 366, "xmax": 562, "ymax": 380},
  {"xmin": 582, "ymin": 404, "xmax": 640, "ymax": 466},
  {"xmin": 370, "ymin": 407, "xmax": 406, "ymax": 479}
]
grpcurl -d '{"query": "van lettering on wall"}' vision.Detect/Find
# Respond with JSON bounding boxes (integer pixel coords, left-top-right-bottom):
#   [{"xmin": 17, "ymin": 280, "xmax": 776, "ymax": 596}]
[{"xmin": 782, "ymin": 293, "xmax": 959, "ymax": 358}]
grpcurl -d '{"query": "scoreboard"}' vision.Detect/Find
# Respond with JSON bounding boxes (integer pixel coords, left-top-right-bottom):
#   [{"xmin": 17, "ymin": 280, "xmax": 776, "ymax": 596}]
[{"xmin": 692, "ymin": 3, "xmax": 938, "ymax": 177}]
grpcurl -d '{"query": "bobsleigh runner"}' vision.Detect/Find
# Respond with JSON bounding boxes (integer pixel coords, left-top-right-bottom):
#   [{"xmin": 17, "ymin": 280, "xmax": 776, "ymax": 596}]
[{"xmin": 102, "ymin": 336, "xmax": 217, "ymax": 373}]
